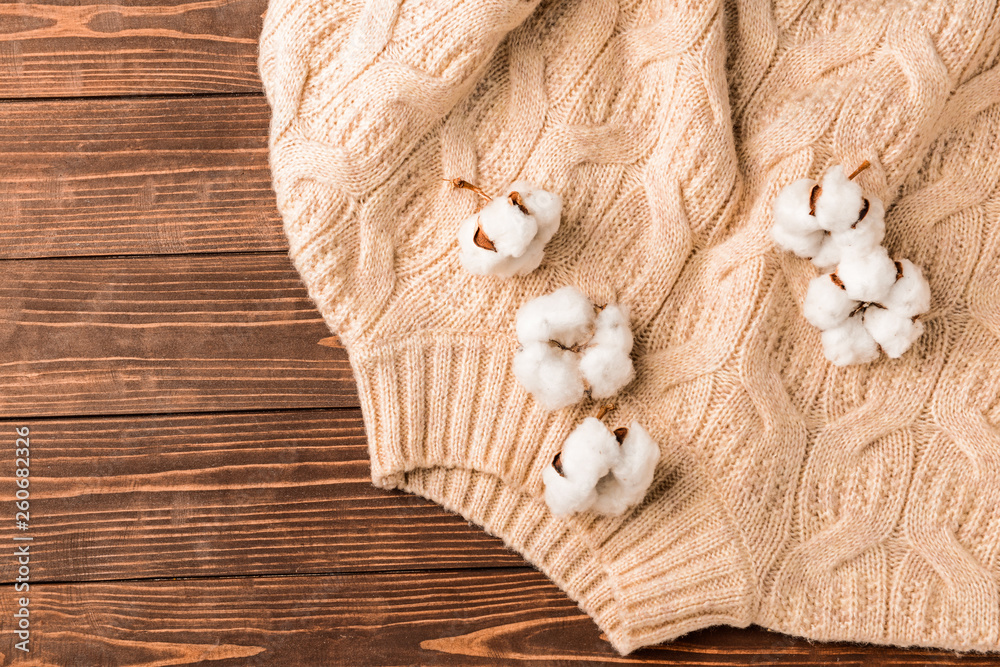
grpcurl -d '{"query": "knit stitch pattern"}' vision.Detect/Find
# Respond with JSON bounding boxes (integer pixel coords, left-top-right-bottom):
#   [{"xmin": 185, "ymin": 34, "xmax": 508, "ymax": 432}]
[{"xmin": 259, "ymin": 0, "xmax": 1000, "ymax": 655}]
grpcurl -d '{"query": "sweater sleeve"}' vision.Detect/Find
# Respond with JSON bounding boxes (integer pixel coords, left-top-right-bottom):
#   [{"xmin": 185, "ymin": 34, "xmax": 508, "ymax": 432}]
[{"xmin": 259, "ymin": 0, "xmax": 542, "ymax": 333}]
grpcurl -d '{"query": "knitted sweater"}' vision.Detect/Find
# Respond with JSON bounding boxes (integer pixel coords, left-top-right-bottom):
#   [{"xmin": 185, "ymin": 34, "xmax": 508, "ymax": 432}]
[{"xmin": 259, "ymin": 0, "xmax": 1000, "ymax": 655}]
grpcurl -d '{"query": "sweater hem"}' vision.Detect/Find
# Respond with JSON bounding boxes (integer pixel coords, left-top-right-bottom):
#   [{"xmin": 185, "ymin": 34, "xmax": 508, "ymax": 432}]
[{"xmin": 343, "ymin": 330, "xmax": 756, "ymax": 655}]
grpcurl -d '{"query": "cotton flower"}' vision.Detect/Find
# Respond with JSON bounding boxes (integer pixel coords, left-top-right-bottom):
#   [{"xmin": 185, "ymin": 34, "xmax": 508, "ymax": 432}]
[
  {"xmin": 512, "ymin": 341, "xmax": 586, "ymax": 411},
  {"xmin": 542, "ymin": 417, "xmax": 619, "ymax": 516},
  {"xmin": 863, "ymin": 306, "xmax": 925, "ymax": 359},
  {"xmin": 514, "ymin": 288, "xmax": 635, "ymax": 410},
  {"xmin": 815, "ymin": 165, "xmax": 866, "ymax": 233},
  {"xmin": 453, "ymin": 179, "xmax": 562, "ymax": 277},
  {"xmin": 578, "ymin": 304, "xmax": 635, "ymax": 399},
  {"xmin": 590, "ymin": 422, "xmax": 660, "ymax": 516},
  {"xmin": 821, "ymin": 315, "xmax": 880, "ymax": 366},
  {"xmin": 515, "ymin": 285, "xmax": 595, "ymax": 348},
  {"xmin": 811, "ymin": 236, "xmax": 842, "ymax": 271},
  {"xmin": 880, "ymin": 259, "xmax": 931, "ymax": 318},
  {"xmin": 831, "ymin": 195, "xmax": 885, "ymax": 254},
  {"xmin": 771, "ymin": 178, "xmax": 825, "ymax": 258},
  {"xmin": 543, "ymin": 417, "xmax": 659, "ymax": 517},
  {"xmin": 771, "ymin": 161, "xmax": 931, "ymax": 365},
  {"xmin": 858, "ymin": 260, "xmax": 930, "ymax": 359},
  {"xmin": 802, "ymin": 273, "xmax": 857, "ymax": 331},
  {"xmin": 836, "ymin": 245, "xmax": 898, "ymax": 303}
]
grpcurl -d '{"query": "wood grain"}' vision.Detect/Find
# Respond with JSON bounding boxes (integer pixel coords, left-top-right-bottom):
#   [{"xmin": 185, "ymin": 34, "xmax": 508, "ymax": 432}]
[
  {"xmin": 0, "ymin": 0, "xmax": 265, "ymax": 98},
  {"xmin": 1, "ymin": 570, "xmax": 995, "ymax": 666},
  {"xmin": 0, "ymin": 96, "xmax": 284, "ymax": 259},
  {"xmin": 0, "ymin": 409, "xmax": 522, "ymax": 583},
  {"xmin": 0, "ymin": 253, "xmax": 358, "ymax": 418}
]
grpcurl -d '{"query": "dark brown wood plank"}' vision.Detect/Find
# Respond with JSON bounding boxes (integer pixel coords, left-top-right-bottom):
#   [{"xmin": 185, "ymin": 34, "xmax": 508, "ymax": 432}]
[
  {"xmin": 0, "ymin": 96, "xmax": 283, "ymax": 259},
  {"xmin": 0, "ymin": 0, "xmax": 265, "ymax": 98},
  {"xmin": 1, "ymin": 570, "xmax": 995, "ymax": 665},
  {"xmin": 0, "ymin": 253, "xmax": 358, "ymax": 418},
  {"xmin": 0, "ymin": 410, "xmax": 522, "ymax": 582}
]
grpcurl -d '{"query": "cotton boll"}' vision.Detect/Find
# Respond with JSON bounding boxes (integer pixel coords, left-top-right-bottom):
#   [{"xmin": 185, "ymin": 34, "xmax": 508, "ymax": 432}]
[
  {"xmin": 515, "ymin": 286, "xmax": 595, "ymax": 347},
  {"xmin": 491, "ymin": 240, "xmax": 545, "ymax": 278},
  {"xmin": 810, "ymin": 235, "xmax": 841, "ymax": 271},
  {"xmin": 458, "ymin": 216, "xmax": 508, "ymax": 275},
  {"xmin": 579, "ymin": 346, "xmax": 635, "ymax": 398},
  {"xmin": 803, "ymin": 273, "xmax": 858, "ymax": 330},
  {"xmin": 837, "ymin": 246, "xmax": 898, "ymax": 303},
  {"xmin": 815, "ymin": 165, "xmax": 865, "ymax": 233},
  {"xmin": 589, "ymin": 305, "xmax": 633, "ymax": 352},
  {"xmin": 515, "ymin": 184, "xmax": 563, "ymax": 245},
  {"xmin": 609, "ymin": 422, "xmax": 659, "ymax": 491},
  {"xmin": 543, "ymin": 417, "xmax": 621, "ymax": 516},
  {"xmin": 864, "ymin": 306, "xmax": 925, "ymax": 359},
  {"xmin": 881, "ymin": 259, "xmax": 931, "ymax": 318},
  {"xmin": 578, "ymin": 304, "xmax": 635, "ymax": 398},
  {"xmin": 821, "ymin": 316, "xmax": 880, "ymax": 366},
  {"xmin": 590, "ymin": 422, "xmax": 659, "ymax": 516},
  {"xmin": 770, "ymin": 221, "xmax": 825, "ymax": 259},
  {"xmin": 475, "ymin": 195, "xmax": 538, "ymax": 258},
  {"xmin": 559, "ymin": 418, "xmax": 621, "ymax": 481},
  {"xmin": 512, "ymin": 341, "xmax": 586, "ymax": 410},
  {"xmin": 453, "ymin": 180, "xmax": 561, "ymax": 278},
  {"xmin": 831, "ymin": 195, "xmax": 885, "ymax": 254},
  {"xmin": 542, "ymin": 466, "xmax": 598, "ymax": 517},
  {"xmin": 773, "ymin": 178, "xmax": 822, "ymax": 234}
]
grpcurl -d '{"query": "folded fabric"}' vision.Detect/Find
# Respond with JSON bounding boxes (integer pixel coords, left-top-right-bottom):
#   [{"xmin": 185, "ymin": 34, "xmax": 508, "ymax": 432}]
[{"xmin": 259, "ymin": 0, "xmax": 1000, "ymax": 655}]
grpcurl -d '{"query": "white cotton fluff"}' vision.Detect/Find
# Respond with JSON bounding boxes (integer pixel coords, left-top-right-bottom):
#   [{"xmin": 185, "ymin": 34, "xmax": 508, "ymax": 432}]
[
  {"xmin": 495, "ymin": 241, "xmax": 546, "ymax": 278},
  {"xmin": 512, "ymin": 341, "xmax": 586, "ymax": 410},
  {"xmin": 458, "ymin": 216, "xmax": 509, "ymax": 276},
  {"xmin": 770, "ymin": 165, "xmax": 932, "ymax": 365},
  {"xmin": 456, "ymin": 182, "xmax": 562, "ymax": 278},
  {"xmin": 881, "ymin": 259, "xmax": 931, "ymax": 318},
  {"xmin": 811, "ymin": 235, "xmax": 842, "ymax": 271},
  {"xmin": 771, "ymin": 178, "xmax": 825, "ymax": 258},
  {"xmin": 476, "ymin": 195, "xmax": 537, "ymax": 257},
  {"xmin": 590, "ymin": 422, "xmax": 659, "ymax": 516},
  {"xmin": 821, "ymin": 315, "xmax": 880, "ymax": 366},
  {"xmin": 578, "ymin": 305, "xmax": 635, "ymax": 398},
  {"xmin": 514, "ymin": 288, "xmax": 640, "ymax": 409},
  {"xmin": 836, "ymin": 245, "xmax": 898, "ymax": 303},
  {"xmin": 815, "ymin": 165, "xmax": 865, "ymax": 233},
  {"xmin": 773, "ymin": 178, "xmax": 822, "ymax": 234},
  {"xmin": 515, "ymin": 285, "xmax": 595, "ymax": 347},
  {"xmin": 771, "ymin": 222, "xmax": 826, "ymax": 259},
  {"xmin": 802, "ymin": 273, "xmax": 858, "ymax": 331},
  {"xmin": 831, "ymin": 195, "xmax": 885, "ymax": 254},
  {"xmin": 864, "ymin": 306, "xmax": 925, "ymax": 359},
  {"xmin": 543, "ymin": 418, "xmax": 621, "ymax": 516},
  {"xmin": 512, "ymin": 181, "xmax": 563, "ymax": 245}
]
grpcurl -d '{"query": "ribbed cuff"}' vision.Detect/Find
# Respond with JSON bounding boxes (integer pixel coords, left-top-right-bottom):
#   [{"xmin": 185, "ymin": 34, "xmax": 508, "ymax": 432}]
[{"xmin": 344, "ymin": 331, "xmax": 757, "ymax": 654}]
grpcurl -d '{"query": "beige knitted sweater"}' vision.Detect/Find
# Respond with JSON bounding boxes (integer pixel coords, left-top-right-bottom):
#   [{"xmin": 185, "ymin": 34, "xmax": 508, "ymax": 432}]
[{"xmin": 259, "ymin": 0, "xmax": 1000, "ymax": 655}]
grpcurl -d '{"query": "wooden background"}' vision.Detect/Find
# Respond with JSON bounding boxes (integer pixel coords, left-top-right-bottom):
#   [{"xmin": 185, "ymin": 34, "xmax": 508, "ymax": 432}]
[{"xmin": 0, "ymin": 0, "xmax": 998, "ymax": 664}]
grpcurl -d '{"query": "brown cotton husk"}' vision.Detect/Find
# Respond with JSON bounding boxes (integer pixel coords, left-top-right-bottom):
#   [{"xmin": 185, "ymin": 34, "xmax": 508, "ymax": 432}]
[
  {"xmin": 851, "ymin": 198, "xmax": 870, "ymax": 229},
  {"xmin": 809, "ymin": 184, "xmax": 822, "ymax": 216},
  {"xmin": 473, "ymin": 221, "xmax": 497, "ymax": 251},
  {"xmin": 508, "ymin": 191, "xmax": 530, "ymax": 215}
]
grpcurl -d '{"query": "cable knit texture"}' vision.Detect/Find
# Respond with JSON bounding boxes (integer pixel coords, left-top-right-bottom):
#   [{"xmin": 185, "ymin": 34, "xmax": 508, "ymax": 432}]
[{"xmin": 259, "ymin": 0, "xmax": 1000, "ymax": 655}]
